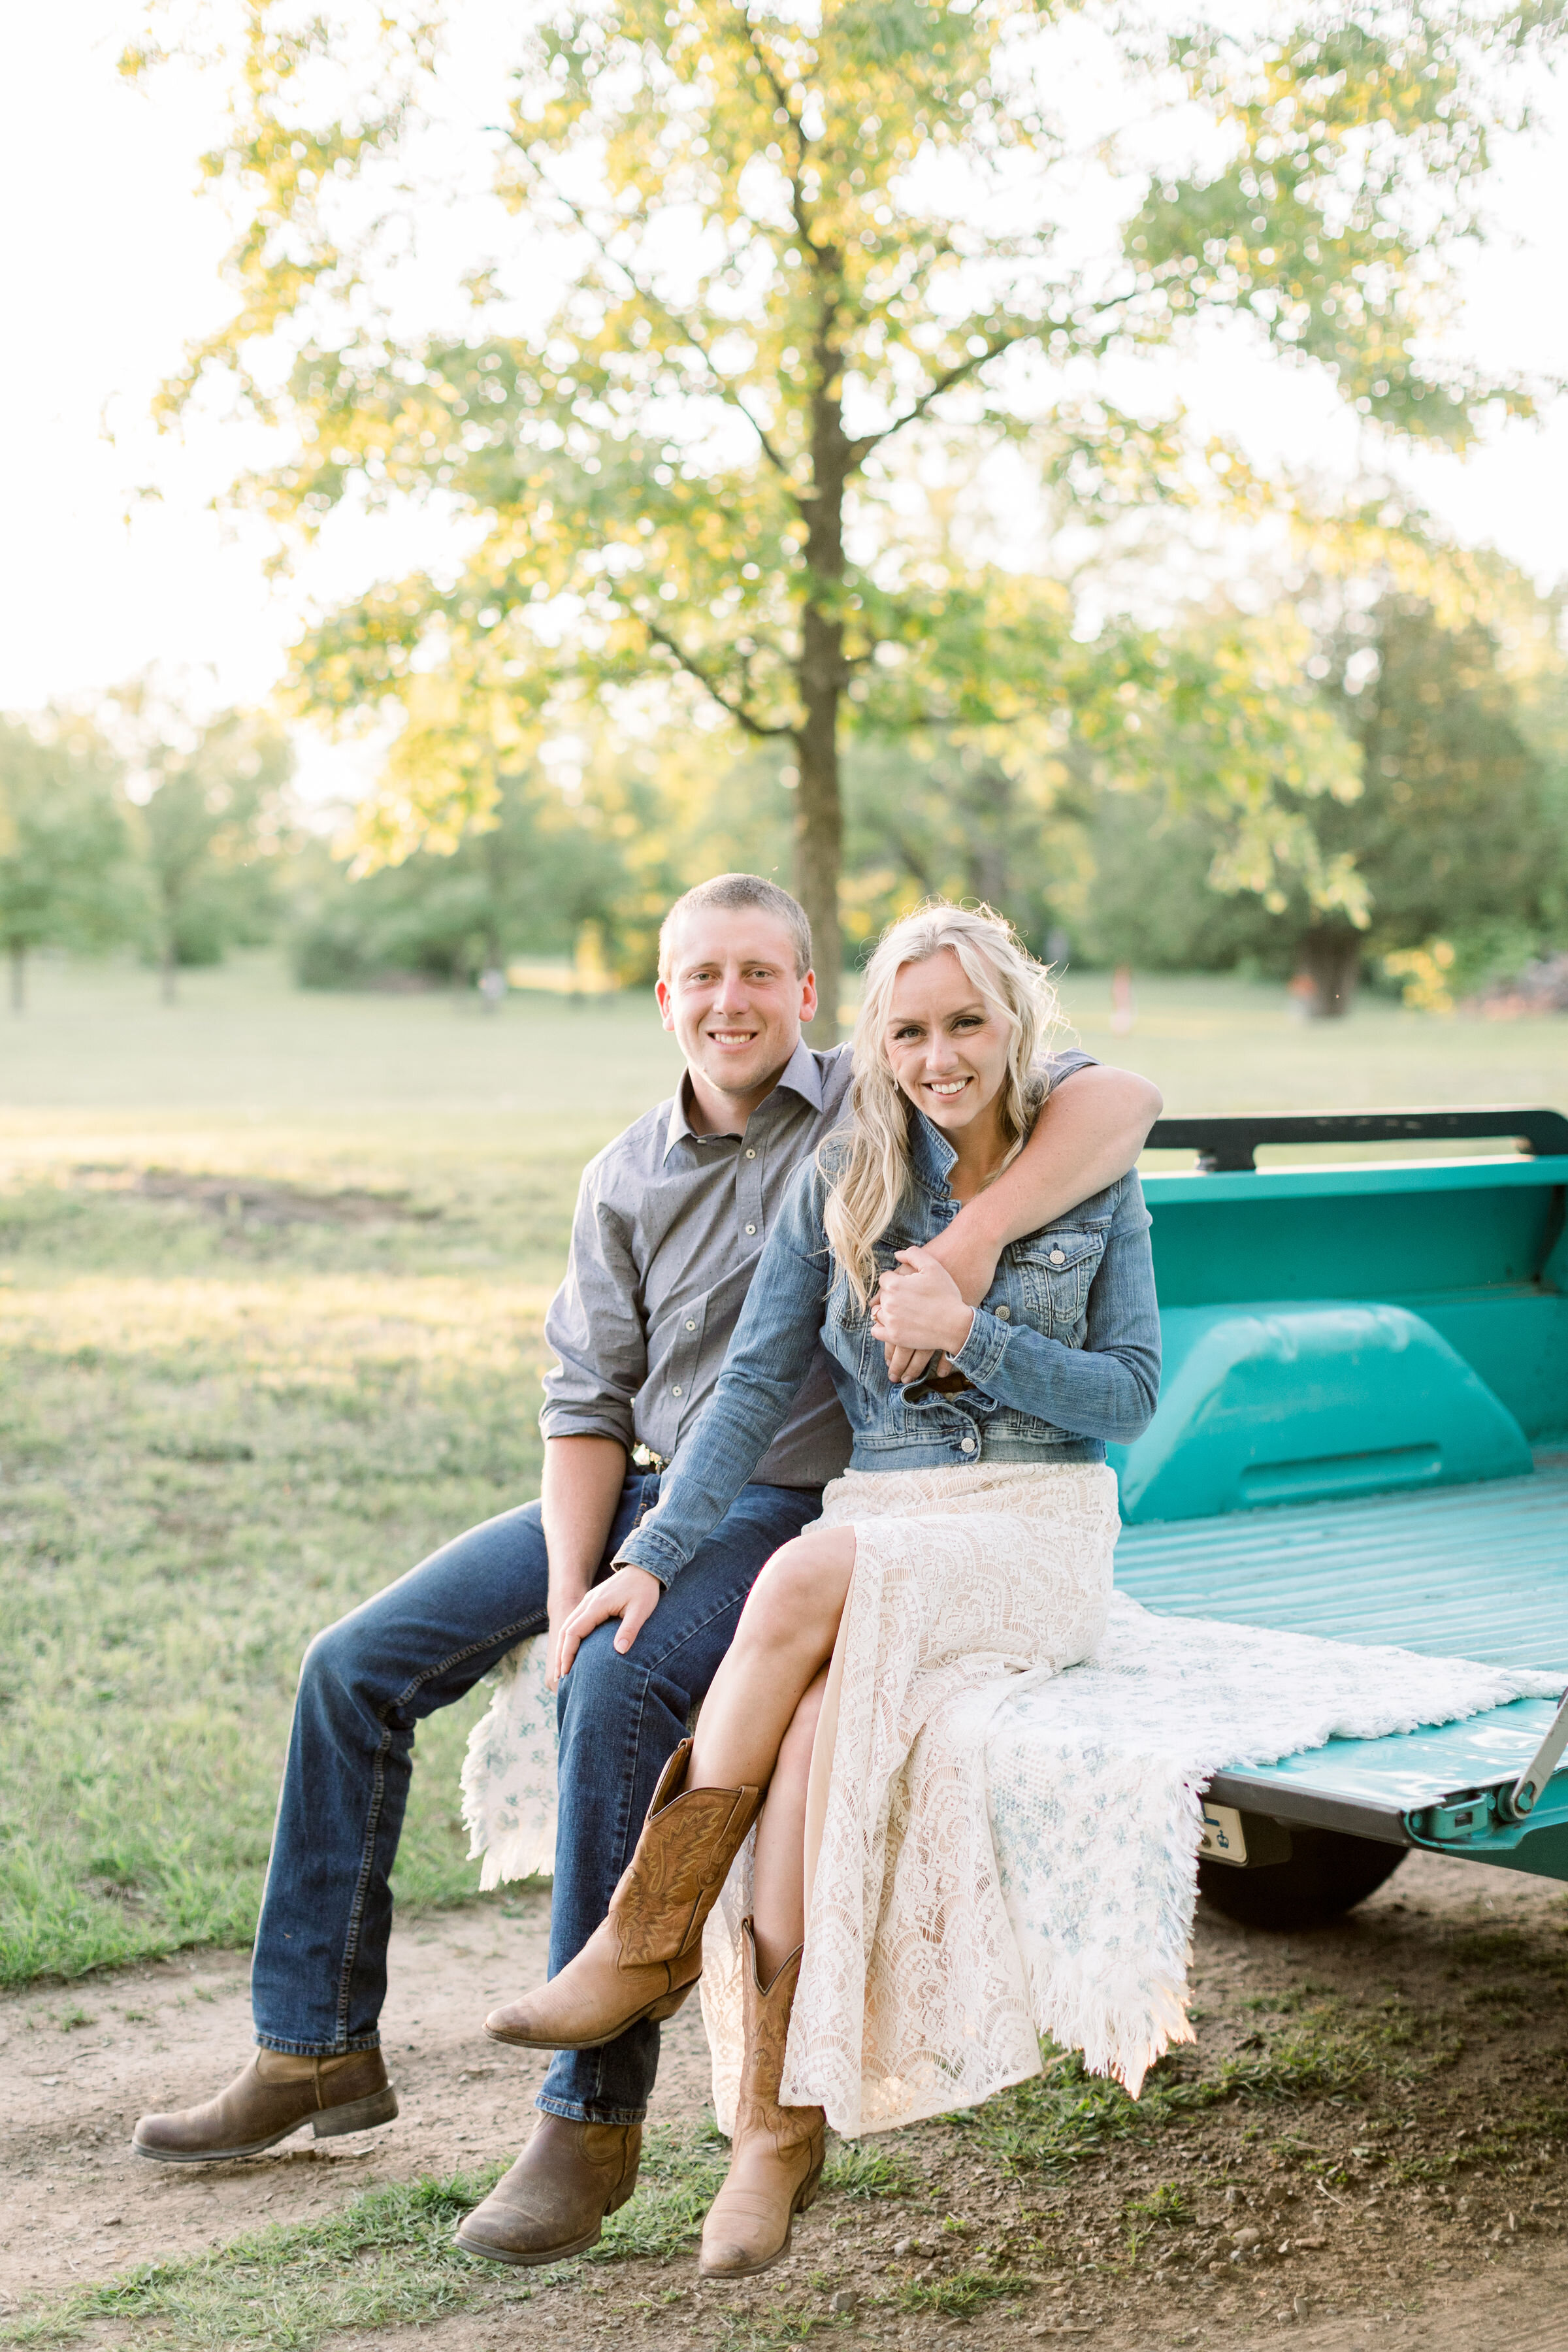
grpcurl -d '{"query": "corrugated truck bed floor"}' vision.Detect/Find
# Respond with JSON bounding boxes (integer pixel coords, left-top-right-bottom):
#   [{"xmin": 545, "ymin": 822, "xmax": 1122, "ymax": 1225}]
[
  {"xmin": 1115, "ymin": 1461, "xmax": 1568, "ymax": 1672},
  {"xmin": 1114, "ymin": 1462, "xmax": 1568, "ymax": 1833}
]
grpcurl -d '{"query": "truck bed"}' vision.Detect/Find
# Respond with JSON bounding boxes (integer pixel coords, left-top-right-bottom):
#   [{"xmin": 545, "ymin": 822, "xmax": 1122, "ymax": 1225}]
[
  {"xmin": 1114, "ymin": 1462, "xmax": 1568, "ymax": 1875},
  {"xmin": 1115, "ymin": 1462, "xmax": 1568, "ymax": 1671}
]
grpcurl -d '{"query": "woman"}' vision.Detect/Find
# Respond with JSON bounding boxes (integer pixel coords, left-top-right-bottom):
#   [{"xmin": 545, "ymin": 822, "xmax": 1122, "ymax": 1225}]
[{"xmin": 487, "ymin": 902, "xmax": 1160, "ymax": 2276}]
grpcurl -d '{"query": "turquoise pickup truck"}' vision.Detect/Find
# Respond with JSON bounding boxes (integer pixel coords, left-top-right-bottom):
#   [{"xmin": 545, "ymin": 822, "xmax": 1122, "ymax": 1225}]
[{"xmin": 1109, "ymin": 1107, "xmax": 1568, "ymax": 1930}]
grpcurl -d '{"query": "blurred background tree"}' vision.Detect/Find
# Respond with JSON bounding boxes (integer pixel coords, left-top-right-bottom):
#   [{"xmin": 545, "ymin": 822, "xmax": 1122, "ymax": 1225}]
[
  {"xmin": 138, "ymin": 0, "xmax": 1562, "ymax": 1034},
  {"xmin": 0, "ymin": 717, "xmax": 137, "ymax": 1011},
  {"xmin": 123, "ymin": 705, "xmax": 295, "ymax": 1002},
  {"xmin": 1073, "ymin": 577, "xmax": 1565, "ymax": 1015}
]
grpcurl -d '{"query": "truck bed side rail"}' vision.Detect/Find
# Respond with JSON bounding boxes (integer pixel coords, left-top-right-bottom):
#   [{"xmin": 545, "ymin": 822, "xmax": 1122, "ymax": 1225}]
[{"xmin": 1147, "ymin": 1105, "xmax": 1568, "ymax": 1174}]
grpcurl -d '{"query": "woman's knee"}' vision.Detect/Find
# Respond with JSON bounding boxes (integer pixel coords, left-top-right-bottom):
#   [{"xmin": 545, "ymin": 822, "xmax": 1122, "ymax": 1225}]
[{"xmin": 737, "ymin": 1533, "xmax": 853, "ymax": 1655}]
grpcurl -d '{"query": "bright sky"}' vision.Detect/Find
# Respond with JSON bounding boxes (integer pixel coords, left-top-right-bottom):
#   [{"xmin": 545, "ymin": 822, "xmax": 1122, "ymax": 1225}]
[{"xmin": 3, "ymin": 3, "xmax": 1565, "ymax": 811}]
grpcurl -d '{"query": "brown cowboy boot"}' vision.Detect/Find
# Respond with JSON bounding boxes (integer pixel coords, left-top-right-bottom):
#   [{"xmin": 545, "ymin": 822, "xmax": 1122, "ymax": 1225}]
[
  {"xmin": 133, "ymin": 2048, "xmax": 397, "ymax": 2164},
  {"xmin": 698, "ymin": 1921, "xmax": 826, "ymax": 2279},
  {"xmin": 455, "ymin": 2112, "xmax": 642, "ymax": 2265},
  {"xmin": 485, "ymin": 1739, "xmax": 760, "ymax": 2053}
]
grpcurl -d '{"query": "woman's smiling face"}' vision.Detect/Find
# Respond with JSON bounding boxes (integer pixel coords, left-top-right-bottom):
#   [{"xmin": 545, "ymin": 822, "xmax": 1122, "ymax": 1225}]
[{"xmin": 883, "ymin": 947, "xmax": 1011, "ymax": 1137}]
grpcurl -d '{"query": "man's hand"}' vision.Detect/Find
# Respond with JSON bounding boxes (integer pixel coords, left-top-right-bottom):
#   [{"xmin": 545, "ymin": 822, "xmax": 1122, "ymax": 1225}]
[
  {"xmin": 546, "ymin": 1578, "xmax": 591, "ymax": 1691},
  {"xmin": 880, "ymin": 1225, "xmax": 999, "ymax": 1384},
  {"xmin": 555, "ymin": 1565, "xmax": 664, "ymax": 1682},
  {"xmin": 871, "ymin": 1245, "xmax": 975, "ymax": 1382}
]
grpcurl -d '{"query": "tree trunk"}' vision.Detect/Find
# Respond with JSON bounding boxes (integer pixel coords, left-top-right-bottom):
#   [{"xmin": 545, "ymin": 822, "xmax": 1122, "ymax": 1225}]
[
  {"xmin": 796, "ymin": 604, "xmax": 843, "ymax": 1045},
  {"xmin": 8, "ymin": 940, "xmax": 24, "ymax": 1013},
  {"xmin": 796, "ymin": 327, "xmax": 851, "ymax": 1047},
  {"xmin": 1294, "ymin": 927, "xmax": 1362, "ymax": 1019},
  {"xmin": 161, "ymin": 937, "xmax": 179, "ymax": 1005}
]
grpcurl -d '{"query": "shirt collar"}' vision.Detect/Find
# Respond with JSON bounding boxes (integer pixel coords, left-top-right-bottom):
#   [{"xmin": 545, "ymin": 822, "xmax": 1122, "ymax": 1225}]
[{"xmin": 662, "ymin": 1037, "xmax": 828, "ymax": 1160}]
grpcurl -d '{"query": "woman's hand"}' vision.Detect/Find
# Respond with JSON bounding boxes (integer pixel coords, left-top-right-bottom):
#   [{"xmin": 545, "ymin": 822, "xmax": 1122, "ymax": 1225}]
[
  {"xmin": 871, "ymin": 1244, "xmax": 975, "ymax": 1379},
  {"xmin": 554, "ymin": 1565, "xmax": 664, "ymax": 1683},
  {"xmin": 880, "ymin": 1225, "xmax": 1001, "ymax": 1382}
]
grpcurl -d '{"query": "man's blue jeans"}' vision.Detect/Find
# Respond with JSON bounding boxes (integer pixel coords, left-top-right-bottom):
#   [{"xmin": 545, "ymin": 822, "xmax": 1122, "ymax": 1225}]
[{"xmin": 250, "ymin": 1469, "xmax": 823, "ymax": 2125}]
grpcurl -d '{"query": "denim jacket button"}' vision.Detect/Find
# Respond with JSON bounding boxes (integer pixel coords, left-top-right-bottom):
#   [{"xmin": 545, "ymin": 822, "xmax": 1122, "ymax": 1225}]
[
  {"xmin": 1049, "ymin": 1248, "xmax": 1066, "ymax": 1266},
  {"xmin": 960, "ymin": 1436, "xmax": 977, "ymax": 1454},
  {"xmin": 994, "ymin": 1305, "xmax": 1011, "ymax": 1321}
]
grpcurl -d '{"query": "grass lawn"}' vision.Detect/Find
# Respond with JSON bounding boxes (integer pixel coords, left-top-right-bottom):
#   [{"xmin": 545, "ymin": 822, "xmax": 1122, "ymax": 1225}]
[{"xmin": 2, "ymin": 951, "xmax": 1565, "ymax": 1986}]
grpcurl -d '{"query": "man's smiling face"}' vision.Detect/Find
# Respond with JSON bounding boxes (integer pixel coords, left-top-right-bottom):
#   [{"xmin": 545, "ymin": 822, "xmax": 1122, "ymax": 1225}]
[{"xmin": 657, "ymin": 909, "xmax": 817, "ymax": 1117}]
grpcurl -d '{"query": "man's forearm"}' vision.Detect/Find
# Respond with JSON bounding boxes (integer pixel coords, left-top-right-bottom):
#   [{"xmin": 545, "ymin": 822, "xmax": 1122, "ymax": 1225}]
[
  {"xmin": 956, "ymin": 1064, "xmax": 1163, "ymax": 1256},
  {"xmin": 541, "ymin": 1435, "xmax": 629, "ymax": 1607}
]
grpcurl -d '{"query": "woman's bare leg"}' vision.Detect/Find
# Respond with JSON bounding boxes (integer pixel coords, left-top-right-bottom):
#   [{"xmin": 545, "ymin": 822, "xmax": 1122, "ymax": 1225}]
[
  {"xmin": 687, "ymin": 1527, "xmax": 855, "ymax": 1795},
  {"xmin": 751, "ymin": 1670, "xmax": 828, "ymax": 1984}
]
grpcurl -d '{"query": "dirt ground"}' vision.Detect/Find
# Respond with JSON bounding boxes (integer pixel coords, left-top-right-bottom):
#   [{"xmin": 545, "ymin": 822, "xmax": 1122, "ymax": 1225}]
[{"xmin": 3, "ymin": 1848, "xmax": 1567, "ymax": 2352}]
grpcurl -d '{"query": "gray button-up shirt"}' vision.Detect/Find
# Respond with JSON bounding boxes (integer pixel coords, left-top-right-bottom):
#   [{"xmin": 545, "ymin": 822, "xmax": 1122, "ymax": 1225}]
[{"xmin": 540, "ymin": 1040, "xmax": 857, "ymax": 1487}]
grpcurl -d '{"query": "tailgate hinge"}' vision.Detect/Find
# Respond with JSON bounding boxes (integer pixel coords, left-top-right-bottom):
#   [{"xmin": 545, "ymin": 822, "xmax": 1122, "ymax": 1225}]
[{"xmin": 1410, "ymin": 1789, "xmax": 1498, "ymax": 1844}]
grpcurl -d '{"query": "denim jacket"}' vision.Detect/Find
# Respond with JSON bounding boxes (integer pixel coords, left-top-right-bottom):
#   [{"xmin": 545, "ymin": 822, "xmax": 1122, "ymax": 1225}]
[{"xmin": 617, "ymin": 1109, "xmax": 1160, "ymax": 1588}]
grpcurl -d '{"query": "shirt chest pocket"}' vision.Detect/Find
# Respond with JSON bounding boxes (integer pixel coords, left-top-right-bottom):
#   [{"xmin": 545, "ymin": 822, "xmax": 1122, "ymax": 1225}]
[{"xmin": 1007, "ymin": 1228, "xmax": 1107, "ymax": 1340}]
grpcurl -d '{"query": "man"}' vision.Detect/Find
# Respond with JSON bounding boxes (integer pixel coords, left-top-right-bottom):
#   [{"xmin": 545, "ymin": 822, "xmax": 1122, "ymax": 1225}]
[{"xmin": 133, "ymin": 874, "xmax": 1160, "ymax": 2264}]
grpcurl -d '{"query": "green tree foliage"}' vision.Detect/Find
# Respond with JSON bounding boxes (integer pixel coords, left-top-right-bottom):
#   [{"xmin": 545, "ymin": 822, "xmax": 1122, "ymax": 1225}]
[
  {"xmin": 131, "ymin": 710, "xmax": 294, "ymax": 1001},
  {"xmin": 293, "ymin": 754, "xmax": 638, "ymax": 988},
  {"xmin": 1075, "ymin": 591, "xmax": 1565, "ymax": 1014},
  {"xmin": 1303, "ymin": 595, "xmax": 1558, "ymax": 1010},
  {"xmin": 137, "ymin": 0, "xmax": 1560, "ymax": 1033},
  {"xmin": 0, "ymin": 718, "xmax": 136, "ymax": 1011},
  {"xmin": 844, "ymin": 735, "xmax": 1090, "ymax": 958}
]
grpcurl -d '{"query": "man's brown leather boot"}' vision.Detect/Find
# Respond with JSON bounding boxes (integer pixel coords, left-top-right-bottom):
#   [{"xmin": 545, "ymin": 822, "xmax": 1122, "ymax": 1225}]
[
  {"xmin": 132, "ymin": 2048, "xmax": 397, "ymax": 2164},
  {"xmin": 698, "ymin": 1923, "xmax": 825, "ymax": 2279},
  {"xmin": 455, "ymin": 2113, "xmax": 642, "ymax": 2264},
  {"xmin": 485, "ymin": 1739, "xmax": 760, "ymax": 2052}
]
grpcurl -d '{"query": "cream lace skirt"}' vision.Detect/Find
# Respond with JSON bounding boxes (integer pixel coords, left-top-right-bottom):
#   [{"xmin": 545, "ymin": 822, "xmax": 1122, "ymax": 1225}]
[{"xmin": 700, "ymin": 1459, "xmax": 1120, "ymax": 2140}]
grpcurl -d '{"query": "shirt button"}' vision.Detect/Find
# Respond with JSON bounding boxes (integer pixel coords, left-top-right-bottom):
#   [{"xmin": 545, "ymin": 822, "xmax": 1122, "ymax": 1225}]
[
  {"xmin": 745, "ymin": 1223, "xmax": 757, "ymax": 1235},
  {"xmin": 960, "ymin": 1436, "xmax": 977, "ymax": 1454},
  {"xmin": 994, "ymin": 1305, "xmax": 1011, "ymax": 1322},
  {"xmin": 1049, "ymin": 1248, "xmax": 1066, "ymax": 1266},
  {"xmin": 745, "ymin": 1149, "xmax": 757, "ymax": 1159},
  {"xmin": 685, "ymin": 1319, "xmax": 696, "ymax": 1330},
  {"xmin": 672, "ymin": 1386, "xmax": 683, "ymax": 1397}
]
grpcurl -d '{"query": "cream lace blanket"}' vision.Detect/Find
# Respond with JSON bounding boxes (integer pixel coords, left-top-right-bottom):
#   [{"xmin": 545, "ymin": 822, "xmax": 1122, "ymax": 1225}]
[{"xmin": 461, "ymin": 1463, "xmax": 1560, "ymax": 2135}]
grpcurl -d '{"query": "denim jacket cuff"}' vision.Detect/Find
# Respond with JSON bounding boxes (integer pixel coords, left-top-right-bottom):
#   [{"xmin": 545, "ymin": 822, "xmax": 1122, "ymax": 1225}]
[
  {"xmin": 951, "ymin": 1305, "xmax": 1009, "ymax": 1388},
  {"xmin": 611, "ymin": 1531, "xmax": 679, "ymax": 1586}
]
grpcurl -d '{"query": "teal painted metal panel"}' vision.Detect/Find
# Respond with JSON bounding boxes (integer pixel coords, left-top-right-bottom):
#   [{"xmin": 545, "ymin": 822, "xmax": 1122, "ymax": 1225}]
[
  {"xmin": 1208, "ymin": 1695, "xmax": 1565, "ymax": 1811},
  {"xmin": 1411, "ymin": 1294, "xmax": 1568, "ymax": 1442},
  {"xmin": 1142, "ymin": 1153, "xmax": 1568, "ymax": 1206},
  {"xmin": 1208, "ymin": 1703, "xmax": 1568, "ymax": 1883},
  {"xmin": 1113, "ymin": 1463, "xmax": 1568, "ymax": 1671},
  {"xmin": 1142, "ymin": 1154, "xmax": 1567, "ymax": 1311},
  {"xmin": 1113, "ymin": 1302, "xmax": 1531, "ymax": 1523}
]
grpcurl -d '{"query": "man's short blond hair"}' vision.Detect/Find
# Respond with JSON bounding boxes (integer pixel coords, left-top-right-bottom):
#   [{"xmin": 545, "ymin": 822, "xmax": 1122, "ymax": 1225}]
[{"xmin": 657, "ymin": 874, "xmax": 813, "ymax": 983}]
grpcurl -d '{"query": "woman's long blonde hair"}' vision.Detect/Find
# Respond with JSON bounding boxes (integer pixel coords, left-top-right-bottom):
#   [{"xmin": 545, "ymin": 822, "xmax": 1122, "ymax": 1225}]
[{"xmin": 823, "ymin": 900, "xmax": 1066, "ymax": 1308}]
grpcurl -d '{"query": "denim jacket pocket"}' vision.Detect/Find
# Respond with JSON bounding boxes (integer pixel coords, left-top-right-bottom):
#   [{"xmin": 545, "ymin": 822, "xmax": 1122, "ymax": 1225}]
[
  {"xmin": 826, "ymin": 1258, "xmax": 881, "ymax": 1385},
  {"xmin": 1009, "ymin": 1226, "xmax": 1109, "ymax": 1339}
]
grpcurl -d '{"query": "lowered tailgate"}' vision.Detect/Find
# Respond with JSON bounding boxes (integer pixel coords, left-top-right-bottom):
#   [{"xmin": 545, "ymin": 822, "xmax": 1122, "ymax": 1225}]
[{"xmin": 1114, "ymin": 1464, "xmax": 1568, "ymax": 1875}]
